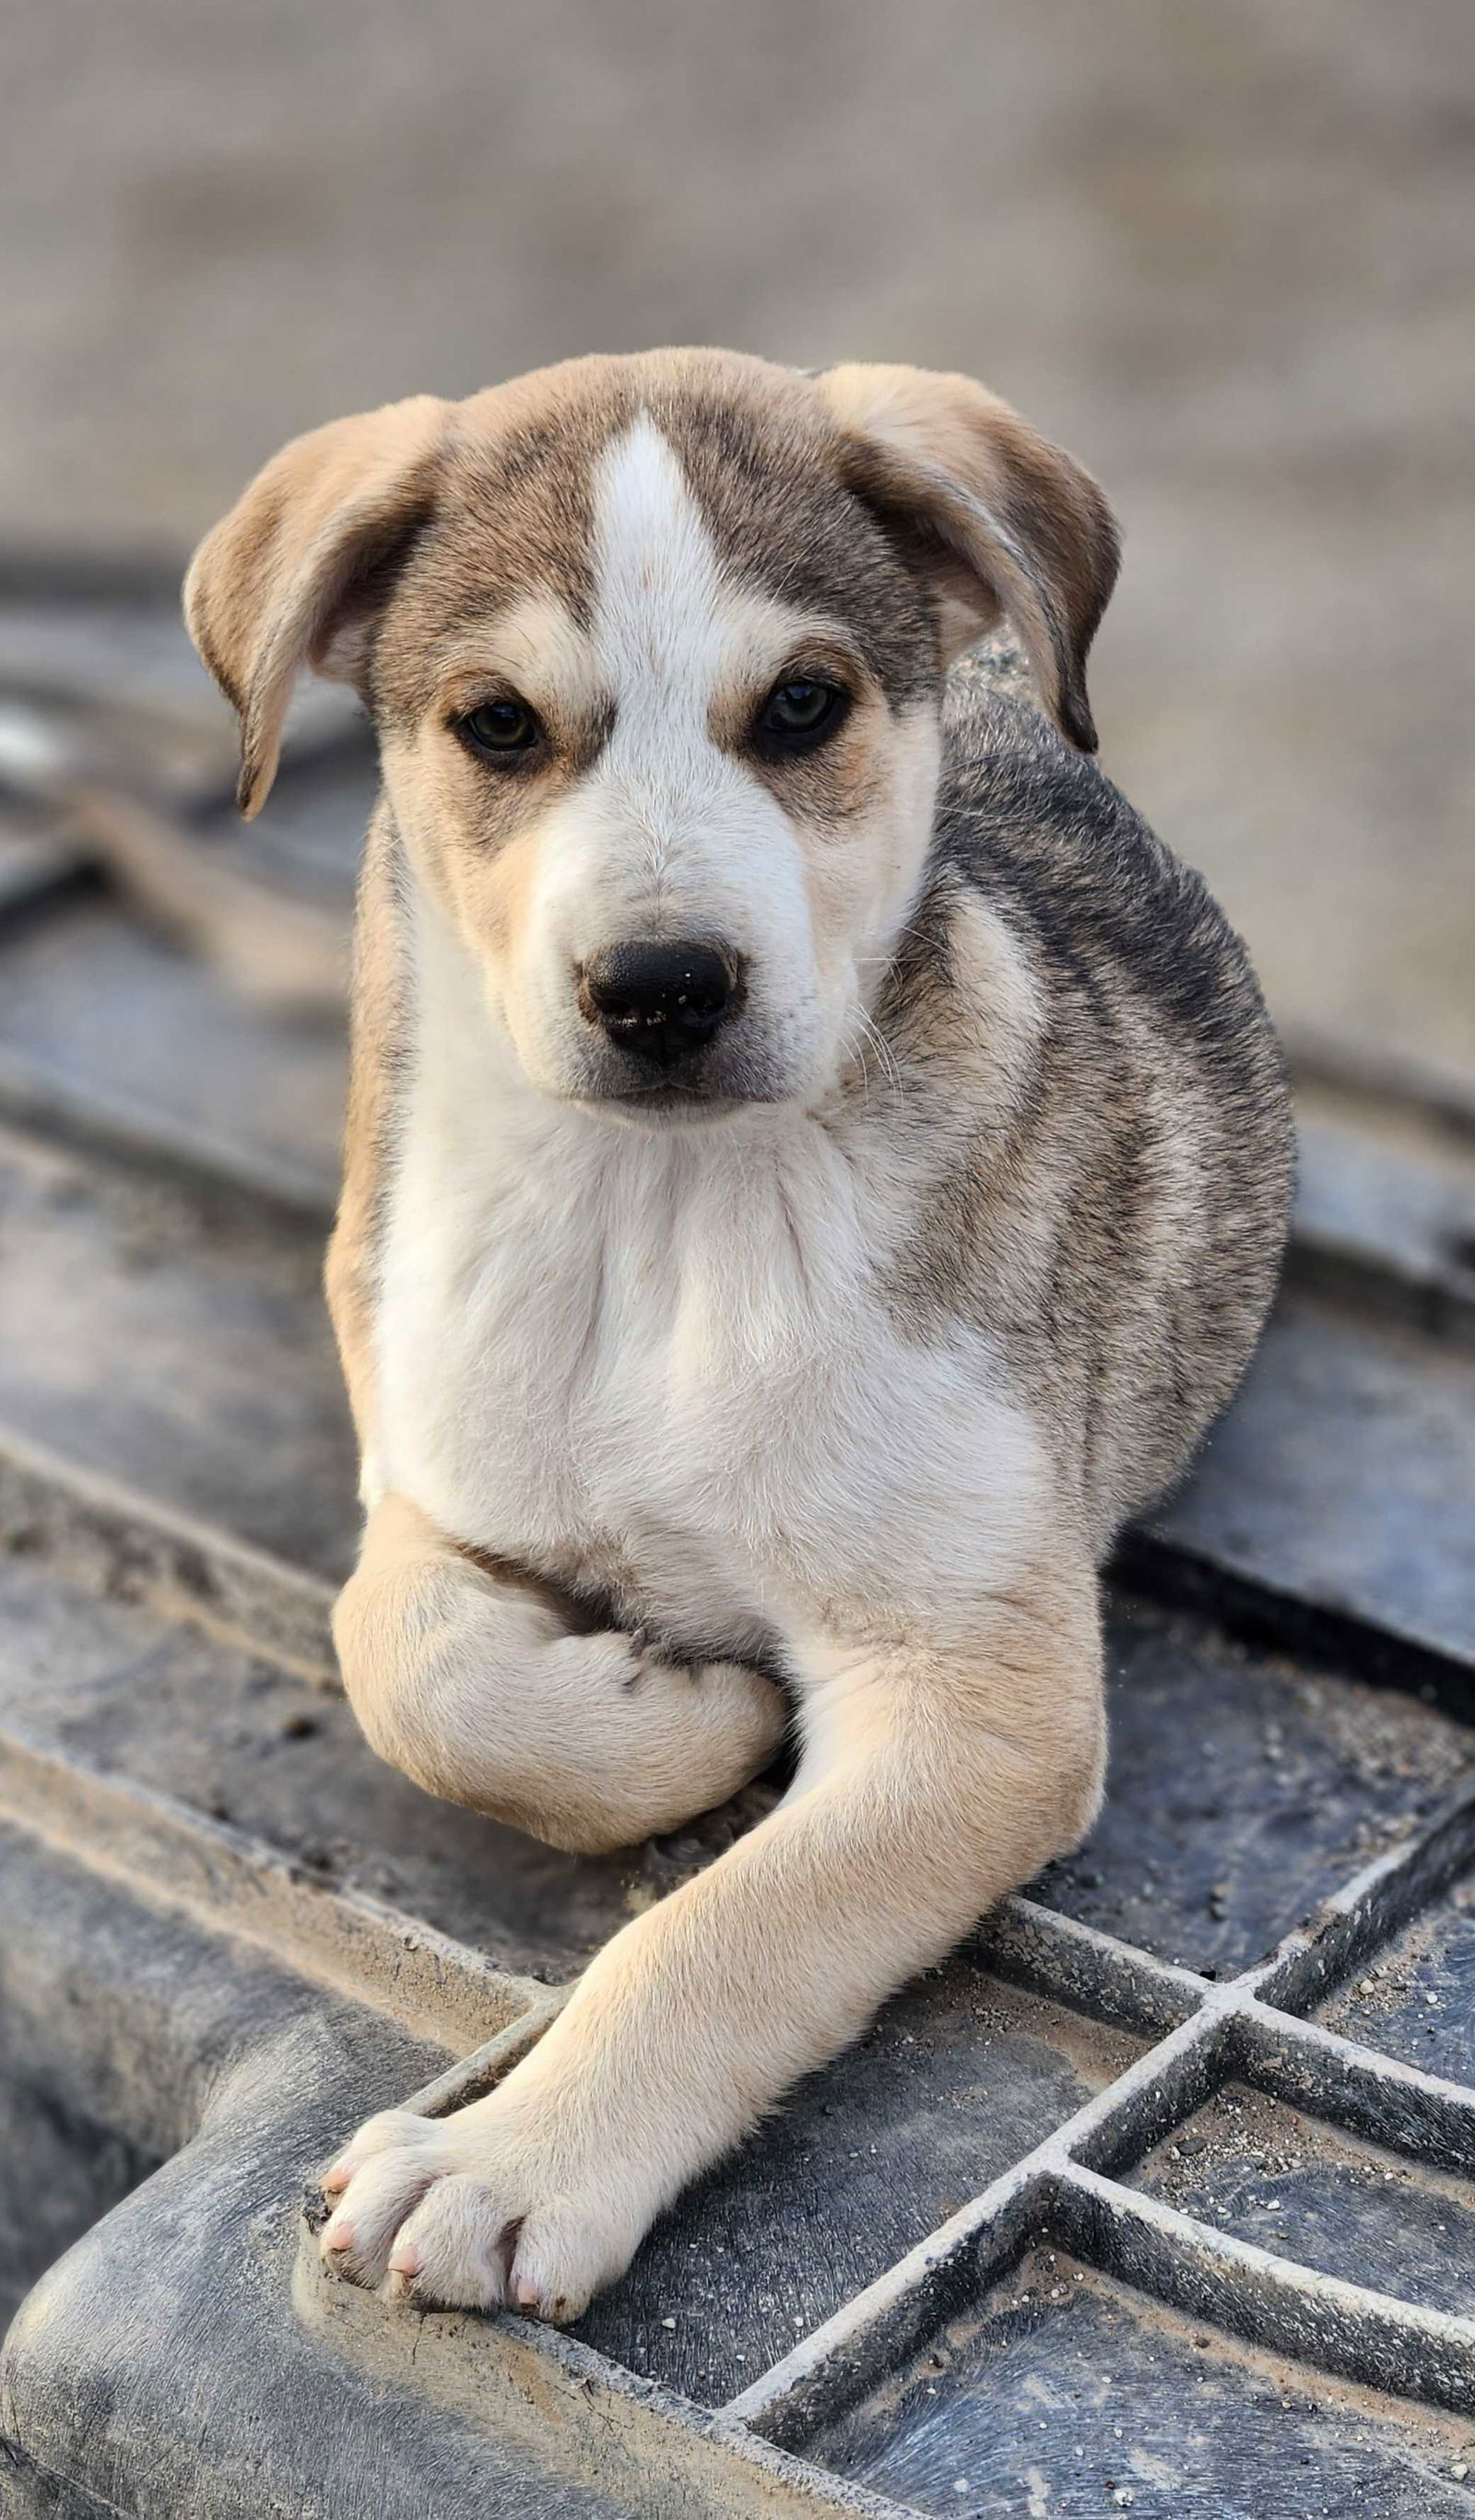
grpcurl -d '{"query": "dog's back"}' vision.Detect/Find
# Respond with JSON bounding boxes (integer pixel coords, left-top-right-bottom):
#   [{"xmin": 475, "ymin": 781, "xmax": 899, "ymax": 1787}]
[{"xmin": 879, "ymin": 640, "xmax": 1292, "ymax": 1547}]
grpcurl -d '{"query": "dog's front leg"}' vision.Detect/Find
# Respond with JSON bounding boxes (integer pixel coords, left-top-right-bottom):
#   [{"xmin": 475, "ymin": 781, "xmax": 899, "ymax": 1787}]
[
  {"xmin": 334, "ymin": 1494, "xmax": 788, "ymax": 1854},
  {"xmin": 319, "ymin": 1567, "xmax": 1104, "ymax": 2319}
]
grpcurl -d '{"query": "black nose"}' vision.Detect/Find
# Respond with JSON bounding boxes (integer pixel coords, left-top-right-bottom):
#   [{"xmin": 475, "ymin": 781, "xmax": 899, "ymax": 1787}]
[{"xmin": 580, "ymin": 941, "xmax": 741, "ymax": 1067}]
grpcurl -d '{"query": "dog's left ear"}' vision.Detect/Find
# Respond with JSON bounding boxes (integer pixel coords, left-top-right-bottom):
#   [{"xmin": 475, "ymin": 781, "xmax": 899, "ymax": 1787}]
[
  {"xmin": 815, "ymin": 364, "xmax": 1119, "ymax": 751},
  {"xmin": 184, "ymin": 394, "xmax": 448, "ymax": 817}
]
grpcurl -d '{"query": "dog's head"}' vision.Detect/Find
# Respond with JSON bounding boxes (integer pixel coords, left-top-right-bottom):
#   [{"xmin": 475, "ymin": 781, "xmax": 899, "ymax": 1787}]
[{"xmin": 187, "ymin": 350, "xmax": 1116, "ymax": 1121}]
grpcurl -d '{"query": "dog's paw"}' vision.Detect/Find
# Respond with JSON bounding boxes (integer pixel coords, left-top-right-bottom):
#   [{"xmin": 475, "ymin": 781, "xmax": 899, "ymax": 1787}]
[{"xmin": 318, "ymin": 2101, "xmax": 643, "ymax": 2321}]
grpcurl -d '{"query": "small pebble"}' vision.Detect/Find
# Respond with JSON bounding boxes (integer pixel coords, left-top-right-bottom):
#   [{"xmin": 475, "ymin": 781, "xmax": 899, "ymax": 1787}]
[
  {"xmin": 660, "ymin": 2315, "xmax": 677, "ymax": 2329},
  {"xmin": 1453, "ymin": 2462, "xmax": 1469, "ymax": 2481}
]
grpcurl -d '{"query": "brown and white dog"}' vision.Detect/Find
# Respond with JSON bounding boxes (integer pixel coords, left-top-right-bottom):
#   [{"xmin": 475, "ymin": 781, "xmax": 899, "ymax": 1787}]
[{"xmin": 186, "ymin": 349, "xmax": 1292, "ymax": 2323}]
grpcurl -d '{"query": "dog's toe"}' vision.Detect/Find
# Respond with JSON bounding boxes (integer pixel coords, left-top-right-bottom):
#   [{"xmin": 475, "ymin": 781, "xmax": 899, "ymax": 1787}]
[
  {"xmin": 319, "ymin": 2111, "xmax": 442, "ymax": 2286},
  {"xmin": 383, "ymin": 2171, "xmax": 520, "ymax": 2311},
  {"xmin": 381, "ymin": 2176, "xmax": 609, "ymax": 2323}
]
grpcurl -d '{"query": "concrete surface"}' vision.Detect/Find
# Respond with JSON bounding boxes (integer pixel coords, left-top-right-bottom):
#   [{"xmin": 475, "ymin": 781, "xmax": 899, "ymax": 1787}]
[{"xmin": 3, "ymin": 4, "xmax": 1473, "ymax": 1081}]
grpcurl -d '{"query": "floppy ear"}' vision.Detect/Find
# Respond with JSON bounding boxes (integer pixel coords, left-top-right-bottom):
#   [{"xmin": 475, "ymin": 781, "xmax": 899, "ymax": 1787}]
[
  {"xmin": 815, "ymin": 364, "xmax": 1118, "ymax": 751},
  {"xmin": 184, "ymin": 394, "xmax": 447, "ymax": 817}
]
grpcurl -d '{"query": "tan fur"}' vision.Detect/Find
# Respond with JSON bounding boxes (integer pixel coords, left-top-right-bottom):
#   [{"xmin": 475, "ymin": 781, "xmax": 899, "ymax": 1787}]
[
  {"xmin": 332, "ymin": 1493, "xmax": 787, "ymax": 1856},
  {"xmin": 187, "ymin": 349, "xmax": 1290, "ymax": 2323},
  {"xmin": 323, "ymin": 801, "xmax": 406, "ymax": 1467},
  {"xmin": 320, "ymin": 1550, "xmax": 1102, "ymax": 2319},
  {"xmin": 183, "ymin": 393, "xmax": 446, "ymax": 815},
  {"xmin": 818, "ymin": 362, "xmax": 1118, "ymax": 748}
]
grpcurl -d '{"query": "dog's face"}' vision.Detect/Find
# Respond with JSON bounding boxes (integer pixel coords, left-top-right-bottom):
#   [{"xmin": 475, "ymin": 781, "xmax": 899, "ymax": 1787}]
[
  {"xmin": 187, "ymin": 351, "xmax": 1116, "ymax": 1122},
  {"xmin": 372, "ymin": 392, "xmax": 947, "ymax": 1118}
]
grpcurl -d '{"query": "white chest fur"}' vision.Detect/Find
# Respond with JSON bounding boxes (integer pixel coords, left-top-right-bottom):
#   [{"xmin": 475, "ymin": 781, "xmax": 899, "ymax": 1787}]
[{"xmin": 373, "ymin": 903, "xmax": 1043, "ymax": 1649}]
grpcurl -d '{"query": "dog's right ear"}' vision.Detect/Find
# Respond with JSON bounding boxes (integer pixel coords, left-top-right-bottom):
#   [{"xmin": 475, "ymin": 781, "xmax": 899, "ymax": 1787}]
[
  {"xmin": 184, "ymin": 395, "xmax": 447, "ymax": 818},
  {"xmin": 815, "ymin": 365, "xmax": 1118, "ymax": 752}
]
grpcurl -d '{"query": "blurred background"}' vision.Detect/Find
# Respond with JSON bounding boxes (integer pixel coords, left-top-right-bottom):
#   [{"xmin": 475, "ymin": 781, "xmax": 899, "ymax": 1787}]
[{"xmin": 1, "ymin": 0, "xmax": 1471, "ymax": 1094}]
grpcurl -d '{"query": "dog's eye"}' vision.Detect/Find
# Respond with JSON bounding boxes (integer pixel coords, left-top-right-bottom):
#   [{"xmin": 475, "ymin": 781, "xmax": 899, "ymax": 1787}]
[
  {"xmin": 755, "ymin": 680, "xmax": 848, "ymax": 751},
  {"xmin": 459, "ymin": 698, "xmax": 541, "ymax": 756}
]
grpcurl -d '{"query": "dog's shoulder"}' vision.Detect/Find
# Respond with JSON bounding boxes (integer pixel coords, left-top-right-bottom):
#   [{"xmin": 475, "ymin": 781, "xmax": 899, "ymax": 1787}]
[
  {"xmin": 875, "ymin": 642, "xmax": 1293, "ymax": 1536},
  {"xmin": 934, "ymin": 643, "xmax": 1280, "ymax": 1086}
]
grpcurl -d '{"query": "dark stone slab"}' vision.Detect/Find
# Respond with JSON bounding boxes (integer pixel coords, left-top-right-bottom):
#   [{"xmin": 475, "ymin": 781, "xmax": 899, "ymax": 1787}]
[
  {"xmin": 0, "ymin": 2071, "xmax": 159, "ymax": 2337},
  {"xmin": 1131, "ymin": 2082, "xmax": 1475, "ymax": 2322},
  {"xmin": 1152, "ymin": 1288, "xmax": 1475, "ymax": 1672},
  {"xmin": 1321, "ymin": 1880, "xmax": 1475, "ymax": 2088},
  {"xmin": 1032, "ymin": 1600, "xmax": 1474, "ymax": 1977},
  {"xmin": 0, "ymin": 1534, "xmax": 638, "ymax": 1980},
  {"xmin": 809, "ymin": 2248, "xmax": 1475, "ymax": 2518},
  {"xmin": 0, "ymin": 893, "xmax": 345, "ymax": 1211},
  {"xmin": 0, "ymin": 1836, "xmax": 636, "ymax": 2520},
  {"xmin": 0, "ymin": 1120, "xmax": 355, "ymax": 1576},
  {"xmin": 1295, "ymin": 1112, "xmax": 1475, "ymax": 1337}
]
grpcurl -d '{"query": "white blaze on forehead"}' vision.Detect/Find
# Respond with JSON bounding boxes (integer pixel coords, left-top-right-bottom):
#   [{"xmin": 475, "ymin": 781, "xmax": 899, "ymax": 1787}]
[
  {"xmin": 538, "ymin": 410, "xmax": 821, "ymax": 1001},
  {"xmin": 588, "ymin": 413, "xmax": 732, "ymax": 747}
]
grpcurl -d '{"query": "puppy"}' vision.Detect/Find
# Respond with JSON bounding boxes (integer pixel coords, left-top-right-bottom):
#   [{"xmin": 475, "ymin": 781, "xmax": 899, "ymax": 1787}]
[{"xmin": 186, "ymin": 349, "xmax": 1292, "ymax": 2323}]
